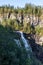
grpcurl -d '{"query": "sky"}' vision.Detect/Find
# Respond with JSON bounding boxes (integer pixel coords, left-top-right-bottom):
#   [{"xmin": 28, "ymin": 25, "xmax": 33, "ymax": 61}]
[{"xmin": 0, "ymin": 0, "xmax": 43, "ymax": 8}]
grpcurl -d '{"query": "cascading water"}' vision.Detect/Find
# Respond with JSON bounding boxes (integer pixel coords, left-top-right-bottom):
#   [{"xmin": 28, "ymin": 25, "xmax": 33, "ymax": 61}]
[
  {"xmin": 14, "ymin": 31, "xmax": 32, "ymax": 52},
  {"xmin": 20, "ymin": 31, "xmax": 32, "ymax": 51}
]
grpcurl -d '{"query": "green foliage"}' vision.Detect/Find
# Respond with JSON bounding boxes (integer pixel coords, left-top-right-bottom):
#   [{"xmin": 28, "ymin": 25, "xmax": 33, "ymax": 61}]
[
  {"xmin": 0, "ymin": 25, "xmax": 43, "ymax": 65},
  {"xmin": 23, "ymin": 22, "xmax": 30, "ymax": 33},
  {"xmin": 35, "ymin": 25, "xmax": 43, "ymax": 36},
  {"xmin": 0, "ymin": 25, "xmax": 27, "ymax": 65}
]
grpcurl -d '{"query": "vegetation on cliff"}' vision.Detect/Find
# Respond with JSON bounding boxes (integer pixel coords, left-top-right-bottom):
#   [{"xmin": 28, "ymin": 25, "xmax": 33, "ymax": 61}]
[{"xmin": 0, "ymin": 25, "xmax": 43, "ymax": 65}]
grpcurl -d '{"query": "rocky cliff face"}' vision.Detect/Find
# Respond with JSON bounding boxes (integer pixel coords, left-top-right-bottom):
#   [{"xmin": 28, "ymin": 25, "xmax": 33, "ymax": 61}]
[
  {"xmin": 23, "ymin": 33, "xmax": 43, "ymax": 63},
  {"xmin": 0, "ymin": 13, "xmax": 42, "ymax": 26}
]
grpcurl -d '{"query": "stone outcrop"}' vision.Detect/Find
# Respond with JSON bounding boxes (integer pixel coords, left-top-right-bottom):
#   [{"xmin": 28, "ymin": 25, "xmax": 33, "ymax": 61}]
[{"xmin": 0, "ymin": 13, "xmax": 43, "ymax": 27}]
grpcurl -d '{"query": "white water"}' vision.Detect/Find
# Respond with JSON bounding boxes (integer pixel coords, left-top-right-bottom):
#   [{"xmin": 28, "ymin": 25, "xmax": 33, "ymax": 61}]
[
  {"xmin": 14, "ymin": 31, "xmax": 32, "ymax": 52},
  {"xmin": 14, "ymin": 39, "xmax": 21, "ymax": 47}
]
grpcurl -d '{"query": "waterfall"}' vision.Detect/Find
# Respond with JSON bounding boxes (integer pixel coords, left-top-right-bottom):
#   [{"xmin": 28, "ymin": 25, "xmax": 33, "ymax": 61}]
[
  {"xmin": 20, "ymin": 31, "xmax": 32, "ymax": 51},
  {"xmin": 14, "ymin": 31, "xmax": 32, "ymax": 52}
]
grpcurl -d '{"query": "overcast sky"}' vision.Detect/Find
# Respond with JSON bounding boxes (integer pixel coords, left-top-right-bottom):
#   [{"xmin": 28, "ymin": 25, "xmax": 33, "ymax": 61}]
[{"xmin": 0, "ymin": 0, "xmax": 43, "ymax": 7}]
